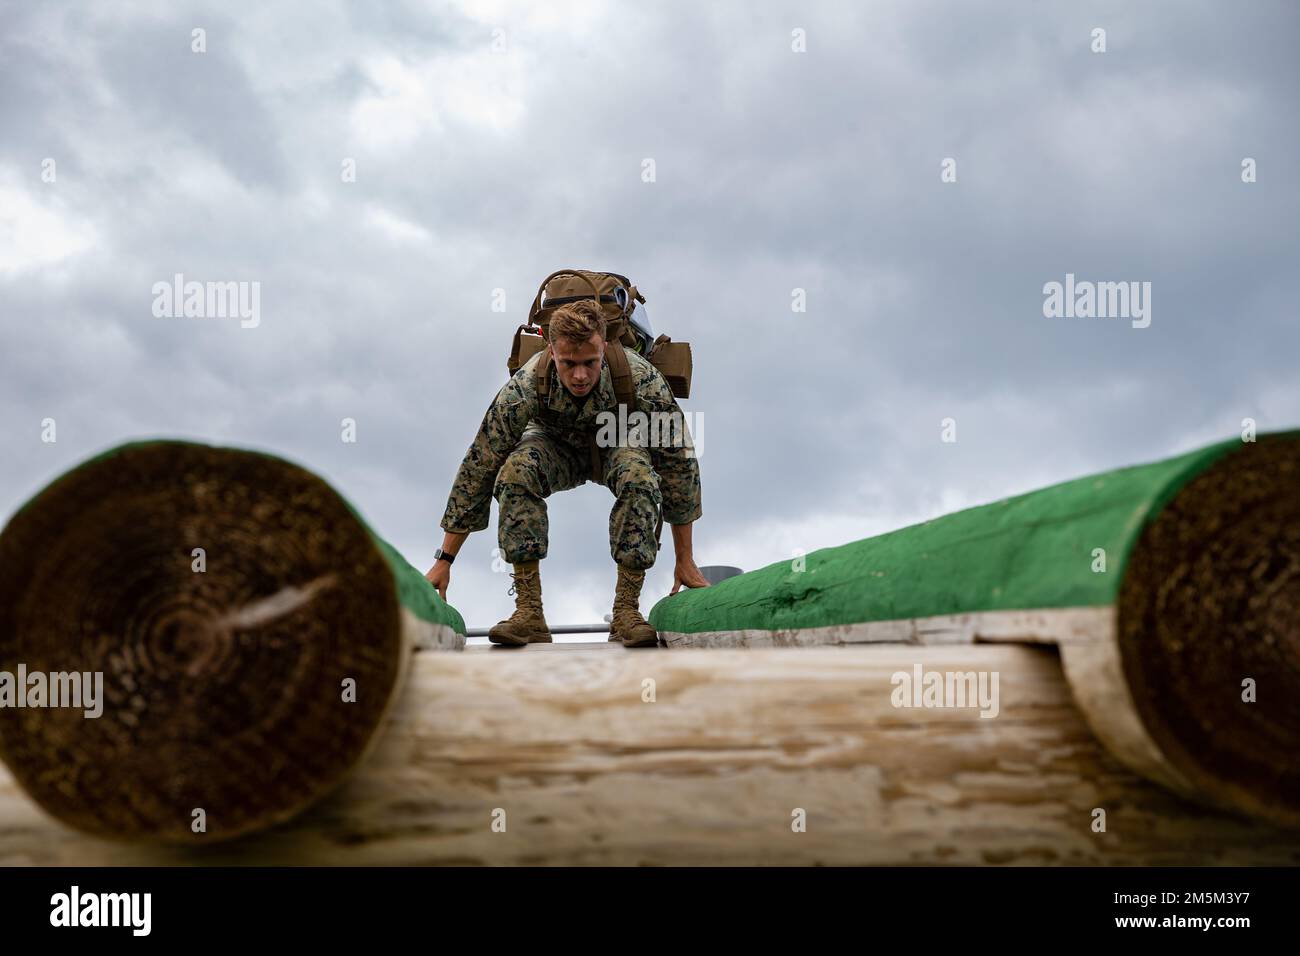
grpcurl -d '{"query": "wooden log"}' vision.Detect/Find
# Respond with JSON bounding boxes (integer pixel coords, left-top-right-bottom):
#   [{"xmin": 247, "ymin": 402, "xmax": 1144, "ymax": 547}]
[
  {"xmin": 3, "ymin": 436, "xmax": 1296, "ymax": 860},
  {"xmin": 2, "ymin": 644, "xmax": 1299, "ymax": 865},
  {"xmin": 0, "ymin": 441, "xmax": 465, "ymax": 844},
  {"xmin": 651, "ymin": 432, "xmax": 1300, "ymax": 828}
]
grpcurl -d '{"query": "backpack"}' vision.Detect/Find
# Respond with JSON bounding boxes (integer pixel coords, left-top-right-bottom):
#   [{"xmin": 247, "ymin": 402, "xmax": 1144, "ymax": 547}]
[{"xmin": 506, "ymin": 269, "xmax": 692, "ymax": 483}]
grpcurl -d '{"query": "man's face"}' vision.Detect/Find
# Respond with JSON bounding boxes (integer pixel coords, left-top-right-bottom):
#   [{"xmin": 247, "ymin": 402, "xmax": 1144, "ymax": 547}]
[{"xmin": 550, "ymin": 332, "xmax": 605, "ymax": 398}]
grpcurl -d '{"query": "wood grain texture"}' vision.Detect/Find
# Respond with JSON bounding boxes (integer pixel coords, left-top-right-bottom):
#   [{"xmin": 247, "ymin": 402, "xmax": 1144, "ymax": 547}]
[
  {"xmin": 0, "ymin": 442, "xmax": 412, "ymax": 843},
  {"xmin": 0, "ymin": 442, "xmax": 468, "ymax": 845},
  {"xmin": 3, "ymin": 644, "xmax": 1297, "ymax": 866},
  {"xmin": 661, "ymin": 607, "xmax": 1214, "ymax": 819}
]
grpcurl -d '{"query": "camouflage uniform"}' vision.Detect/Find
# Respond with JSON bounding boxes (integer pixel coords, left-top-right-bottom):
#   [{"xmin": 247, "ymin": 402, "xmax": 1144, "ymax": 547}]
[{"xmin": 441, "ymin": 349, "xmax": 701, "ymax": 571}]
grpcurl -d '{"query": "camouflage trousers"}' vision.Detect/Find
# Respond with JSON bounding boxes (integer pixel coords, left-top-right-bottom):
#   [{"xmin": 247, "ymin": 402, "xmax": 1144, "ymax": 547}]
[{"xmin": 493, "ymin": 423, "xmax": 663, "ymax": 570}]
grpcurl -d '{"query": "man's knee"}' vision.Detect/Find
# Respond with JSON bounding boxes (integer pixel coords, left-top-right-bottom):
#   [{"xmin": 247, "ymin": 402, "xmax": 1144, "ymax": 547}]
[
  {"xmin": 495, "ymin": 450, "xmax": 543, "ymax": 498},
  {"xmin": 608, "ymin": 454, "xmax": 660, "ymax": 501}
]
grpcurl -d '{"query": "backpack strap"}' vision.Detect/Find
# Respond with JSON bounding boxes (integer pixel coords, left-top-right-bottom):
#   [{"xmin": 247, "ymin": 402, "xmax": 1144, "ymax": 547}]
[
  {"xmin": 586, "ymin": 435, "xmax": 602, "ymax": 484},
  {"xmin": 536, "ymin": 347, "xmax": 552, "ymax": 403},
  {"xmin": 585, "ymin": 340, "xmax": 637, "ymax": 483},
  {"xmin": 604, "ymin": 339, "xmax": 637, "ymax": 409}
]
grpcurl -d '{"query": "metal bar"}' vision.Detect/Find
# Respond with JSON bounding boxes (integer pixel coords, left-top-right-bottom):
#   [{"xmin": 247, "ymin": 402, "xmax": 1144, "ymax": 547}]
[{"xmin": 465, "ymin": 622, "xmax": 610, "ymax": 637}]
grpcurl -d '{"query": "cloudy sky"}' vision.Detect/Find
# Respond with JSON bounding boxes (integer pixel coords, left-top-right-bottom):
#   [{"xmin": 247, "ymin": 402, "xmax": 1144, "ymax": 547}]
[{"xmin": 2, "ymin": 0, "xmax": 1297, "ymax": 632}]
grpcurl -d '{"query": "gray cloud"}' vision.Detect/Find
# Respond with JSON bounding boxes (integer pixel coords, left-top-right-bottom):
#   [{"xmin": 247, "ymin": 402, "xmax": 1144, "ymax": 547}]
[{"xmin": 2, "ymin": 0, "xmax": 1297, "ymax": 629}]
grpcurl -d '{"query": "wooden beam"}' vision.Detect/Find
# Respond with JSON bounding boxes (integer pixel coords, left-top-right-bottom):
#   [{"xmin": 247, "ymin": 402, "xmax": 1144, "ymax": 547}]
[{"xmin": 3, "ymin": 644, "xmax": 1298, "ymax": 865}]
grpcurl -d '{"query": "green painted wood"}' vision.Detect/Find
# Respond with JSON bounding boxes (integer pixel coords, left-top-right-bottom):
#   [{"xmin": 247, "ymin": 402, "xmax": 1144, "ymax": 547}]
[
  {"xmin": 650, "ymin": 431, "xmax": 1296, "ymax": 635},
  {"xmin": 371, "ymin": 535, "xmax": 465, "ymax": 633}
]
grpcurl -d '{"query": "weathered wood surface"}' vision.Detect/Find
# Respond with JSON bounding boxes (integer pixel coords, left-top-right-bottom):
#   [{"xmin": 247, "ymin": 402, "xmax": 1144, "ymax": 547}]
[
  {"xmin": 662, "ymin": 605, "xmax": 1290, "ymax": 826},
  {"xmin": 3, "ymin": 644, "xmax": 1297, "ymax": 866}
]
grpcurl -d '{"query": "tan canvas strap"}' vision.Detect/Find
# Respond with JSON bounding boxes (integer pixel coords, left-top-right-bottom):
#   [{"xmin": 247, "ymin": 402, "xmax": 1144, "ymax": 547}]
[
  {"xmin": 604, "ymin": 339, "xmax": 636, "ymax": 408},
  {"xmin": 592, "ymin": 341, "xmax": 637, "ymax": 482},
  {"xmin": 536, "ymin": 347, "xmax": 553, "ymax": 403},
  {"xmin": 545, "ymin": 293, "xmax": 622, "ymax": 309}
]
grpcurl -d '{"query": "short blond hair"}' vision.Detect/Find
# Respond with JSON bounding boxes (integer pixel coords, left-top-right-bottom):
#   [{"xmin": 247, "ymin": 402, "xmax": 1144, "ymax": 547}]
[{"xmin": 549, "ymin": 299, "xmax": 605, "ymax": 347}]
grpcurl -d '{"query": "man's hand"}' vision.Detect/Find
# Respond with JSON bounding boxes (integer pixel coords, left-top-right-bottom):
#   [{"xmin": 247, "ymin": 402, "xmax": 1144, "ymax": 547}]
[
  {"xmin": 671, "ymin": 557, "xmax": 711, "ymax": 594},
  {"xmin": 425, "ymin": 561, "xmax": 451, "ymax": 601},
  {"xmin": 425, "ymin": 532, "xmax": 467, "ymax": 602}
]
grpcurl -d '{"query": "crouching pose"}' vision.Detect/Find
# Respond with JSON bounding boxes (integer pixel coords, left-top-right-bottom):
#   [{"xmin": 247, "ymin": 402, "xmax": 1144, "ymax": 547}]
[{"xmin": 426, "ymin": 298, "xmax": 707, "ymax": 646}]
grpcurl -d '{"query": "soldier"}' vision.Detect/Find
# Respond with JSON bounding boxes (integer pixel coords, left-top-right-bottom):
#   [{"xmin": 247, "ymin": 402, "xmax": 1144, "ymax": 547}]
[{"xmin": 425, "ymin": 298, "xmax": 709, "ymax": 646}]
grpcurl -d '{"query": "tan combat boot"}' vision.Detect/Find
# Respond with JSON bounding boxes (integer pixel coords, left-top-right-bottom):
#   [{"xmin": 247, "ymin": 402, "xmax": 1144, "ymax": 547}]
[
  {"xmin": 610, "ymin": 566, "xmax": 659, "ymax": 647},
  {"xmin": 488, "ymin": 560, "xmax": 552, "ymax": 645}
]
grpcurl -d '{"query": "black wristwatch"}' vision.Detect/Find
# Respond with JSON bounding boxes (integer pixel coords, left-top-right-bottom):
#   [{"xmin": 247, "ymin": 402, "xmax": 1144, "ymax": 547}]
[{"xmin": 434, "ymin": 548, "xmax": 457, "ymax": 565}]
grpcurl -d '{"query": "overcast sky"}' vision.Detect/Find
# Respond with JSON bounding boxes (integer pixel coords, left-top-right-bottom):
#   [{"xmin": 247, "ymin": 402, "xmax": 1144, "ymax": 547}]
[{"xmin": 2, "ymin": 0, "xmax": 1297, "ymax": 631}]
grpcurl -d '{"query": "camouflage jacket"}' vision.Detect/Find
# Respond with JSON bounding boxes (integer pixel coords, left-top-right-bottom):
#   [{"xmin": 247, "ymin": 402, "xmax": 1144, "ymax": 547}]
[{"xmin": 440, "ymin": 349, "xmax": 702, "ymax": 533}]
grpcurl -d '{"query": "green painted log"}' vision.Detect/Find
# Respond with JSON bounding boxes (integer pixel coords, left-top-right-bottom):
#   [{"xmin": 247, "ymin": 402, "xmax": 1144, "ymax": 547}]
[
  {"xmin": 650, "ymin": 431, "xmax": 1300, "ymax": 828},
  {"xmin": 0, "ymin": 440, "xmax": 465, "ymax": 844}
]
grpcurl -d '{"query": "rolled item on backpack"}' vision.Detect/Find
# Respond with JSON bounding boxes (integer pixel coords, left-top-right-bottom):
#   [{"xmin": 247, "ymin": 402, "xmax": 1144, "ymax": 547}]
[
  {"xmin": 649, "ymin": 431, "xmax": 1300, "ymax": 828},
  {"xmin": 0, "ymin": 440, "xmax": 466, "ymax": 844}
]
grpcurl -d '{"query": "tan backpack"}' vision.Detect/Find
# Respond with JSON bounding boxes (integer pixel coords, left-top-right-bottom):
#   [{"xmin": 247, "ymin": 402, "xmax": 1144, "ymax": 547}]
[
  {"xmin": 508, "ymin": 269, "xmax": 691, "ymax": 396},
  {"xmin": 506, "ymin": 269, "xmax": 692, "ymax": 483}
]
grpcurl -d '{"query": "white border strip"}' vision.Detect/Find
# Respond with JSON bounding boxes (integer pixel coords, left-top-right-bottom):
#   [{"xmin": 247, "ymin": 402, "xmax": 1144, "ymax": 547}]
[
  {"xmin": 658, "ymin": 605, "xmax": 1114, "ymax": 648},
  {"xmin": 403, "ymin": 609, "xmax": 466, "ymax": 652}
]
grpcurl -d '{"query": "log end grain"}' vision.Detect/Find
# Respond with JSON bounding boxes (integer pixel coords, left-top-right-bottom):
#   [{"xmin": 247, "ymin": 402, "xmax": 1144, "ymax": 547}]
[
  {"xmin": 1118, "ymin": 433, "xmax": 1300, "ymax": 827},
  {"xmin": 0, "ymin": 442, "xmax": 407, "ymax": 843}
]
